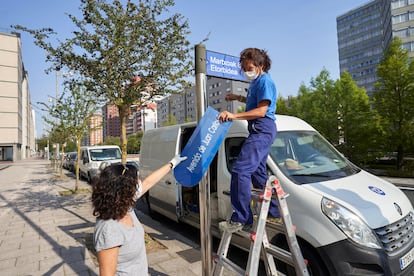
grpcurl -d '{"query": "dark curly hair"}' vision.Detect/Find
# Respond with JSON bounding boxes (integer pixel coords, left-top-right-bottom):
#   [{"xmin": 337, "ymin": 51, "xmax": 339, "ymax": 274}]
[
  {"xmin": 92, "ymin": 163, "xmax": 138, "ymax": 220},
  {"xmin": 240, "ymin": 48, "xmax": 272, "ymax": 72}
]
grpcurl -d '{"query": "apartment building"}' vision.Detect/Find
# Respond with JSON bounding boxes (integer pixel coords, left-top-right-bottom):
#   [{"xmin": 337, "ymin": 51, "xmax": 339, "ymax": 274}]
[
  {"xmin": 102, "ymin": 103, "xmax": 121, "ymax": 141},
  {"xmin": 157, "ymin": 77, "xmax": 249, "ymax": 127},
  {"xmin": 89, "ymin": 113, "xmax": 103, "ymax": 146},
  {"xmin": 0, "ymin": 31, "xmax": 35, "ymax": 161},
  {"xmin": 337, "ymin": 0, "xmax": 414, "ymax": 96}
]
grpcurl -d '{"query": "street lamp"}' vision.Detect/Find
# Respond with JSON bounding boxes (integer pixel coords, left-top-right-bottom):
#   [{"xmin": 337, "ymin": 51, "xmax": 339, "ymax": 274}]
[{"xmin": 55, "ymin": 70, "xmax": 74, "ymax": 105}]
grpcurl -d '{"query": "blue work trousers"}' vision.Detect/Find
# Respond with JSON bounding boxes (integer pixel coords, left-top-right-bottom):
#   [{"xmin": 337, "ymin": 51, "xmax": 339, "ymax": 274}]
[{"xmin": 230, "ymin": 117, "xmax": 279, "ymax": 225}]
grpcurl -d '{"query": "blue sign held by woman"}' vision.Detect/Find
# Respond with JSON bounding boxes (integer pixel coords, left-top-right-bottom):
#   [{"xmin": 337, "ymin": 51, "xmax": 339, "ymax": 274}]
[{"xmin": 174, "ymin": 107, "xmax": 232, "ymax": 187}]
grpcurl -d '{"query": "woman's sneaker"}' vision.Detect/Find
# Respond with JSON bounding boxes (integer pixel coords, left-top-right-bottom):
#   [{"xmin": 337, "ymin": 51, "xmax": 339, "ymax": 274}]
[
  {"xmin": 219, "ymin": 220, "xmax": 244, "ymax": 232},
  {"xmin": 267, "ymin": 216, "xmax": 282, "ymax": 224}
]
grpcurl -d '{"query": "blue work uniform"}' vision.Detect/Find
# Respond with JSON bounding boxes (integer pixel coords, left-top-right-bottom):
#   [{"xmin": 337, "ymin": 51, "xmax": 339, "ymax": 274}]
[{"xmin": 230, "ymin": 73, "xmax": 279, "ymax": 225}]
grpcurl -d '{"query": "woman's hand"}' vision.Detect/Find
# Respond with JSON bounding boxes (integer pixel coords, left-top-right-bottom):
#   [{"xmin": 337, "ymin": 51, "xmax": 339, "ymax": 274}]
[
  {"xmin": 225, "ymin": 93, "xmax": 242, "ymax": 102},
  {"xmin": 217, "ymin": 111, "xmax": 235, "ymax": 122}
]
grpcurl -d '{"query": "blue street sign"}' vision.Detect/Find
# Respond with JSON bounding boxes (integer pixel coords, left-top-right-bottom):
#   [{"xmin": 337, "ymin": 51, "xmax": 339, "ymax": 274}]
[
  {"xmin": 174, "ymin": 107, "xmax": 233, "ymax": 187},
  {"xmin": 206, "ymin": 50, "xmax": 248, "ymax": 82}
]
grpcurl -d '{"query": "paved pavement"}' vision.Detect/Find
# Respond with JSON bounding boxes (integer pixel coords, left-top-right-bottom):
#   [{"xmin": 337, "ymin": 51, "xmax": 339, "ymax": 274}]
[
  {"xmin": 0, "ymin": 159, "xmax": 413, "ymax": 276},
  {"xmin": 0, "ymin": 159, "xmax": 205, "ymax": 276}
]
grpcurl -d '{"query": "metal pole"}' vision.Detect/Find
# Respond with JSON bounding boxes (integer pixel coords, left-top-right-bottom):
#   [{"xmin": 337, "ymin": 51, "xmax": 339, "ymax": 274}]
[
  {"xmin": 195, "ymin": 44, "xmax": 212, "ymax": 275},
  {"xmin": 55, "ymin": 70, "xmax": 58, "ymax": 105}
]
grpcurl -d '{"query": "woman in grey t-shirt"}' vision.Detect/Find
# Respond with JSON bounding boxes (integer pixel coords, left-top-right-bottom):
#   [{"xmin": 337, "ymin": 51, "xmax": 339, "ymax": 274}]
[{"xmin": 92, "ymin": 155, "xmax": 186, "ymax": 275}]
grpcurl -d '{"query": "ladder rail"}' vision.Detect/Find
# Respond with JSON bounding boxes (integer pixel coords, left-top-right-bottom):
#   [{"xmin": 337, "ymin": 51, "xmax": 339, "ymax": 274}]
[{"xmin": 245, "ymin": 184, "xmax": 276, "ymax": 275}]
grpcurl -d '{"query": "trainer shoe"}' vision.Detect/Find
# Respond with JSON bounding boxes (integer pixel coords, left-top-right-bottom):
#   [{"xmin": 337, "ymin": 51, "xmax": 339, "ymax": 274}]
[
  {"xmin": 219, "ymin": 220, "xmax": 244, "ymax": 232},
  {"xmin": 267, "ymin": 216, "xmax": 282, "ymax": 224}
]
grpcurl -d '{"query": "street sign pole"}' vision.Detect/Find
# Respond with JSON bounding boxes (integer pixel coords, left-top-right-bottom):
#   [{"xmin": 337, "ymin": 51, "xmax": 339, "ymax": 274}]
[{"xmin": 195, "ymin": 43, "xmax": 212, "ymax": 275}]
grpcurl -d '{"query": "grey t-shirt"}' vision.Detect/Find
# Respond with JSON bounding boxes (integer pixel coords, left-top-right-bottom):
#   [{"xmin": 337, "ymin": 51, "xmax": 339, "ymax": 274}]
[{"xmin": 94, "ymin": 210, "xmax": 148, "ymax": 275}]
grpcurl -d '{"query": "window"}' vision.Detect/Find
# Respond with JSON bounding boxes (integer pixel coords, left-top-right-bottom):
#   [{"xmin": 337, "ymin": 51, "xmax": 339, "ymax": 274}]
[
  {"xmin": 268, "ymin": 131, "xmax": 358, "ymax": 184},
  {"xmin": 225, "ymin": 137, "xmax": 245, "ymax": 171}
]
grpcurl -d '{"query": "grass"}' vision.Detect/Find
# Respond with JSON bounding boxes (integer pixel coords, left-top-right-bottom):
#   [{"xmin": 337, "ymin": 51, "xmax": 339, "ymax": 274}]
[{"xmin": 58, "ymin": 188, "xmax": 91, "ymax": 196}]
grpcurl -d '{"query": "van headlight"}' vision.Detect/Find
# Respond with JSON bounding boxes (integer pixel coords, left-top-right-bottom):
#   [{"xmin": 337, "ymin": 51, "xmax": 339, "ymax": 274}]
[{"xmin": 321, "ymin": 197, "xmax": 382, "ymax": 249}]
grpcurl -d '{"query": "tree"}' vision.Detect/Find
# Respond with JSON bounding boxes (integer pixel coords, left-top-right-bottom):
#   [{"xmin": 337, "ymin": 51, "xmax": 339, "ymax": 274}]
[
  {"xmin": 373, "ymin": 38, "xmax": 414, "ymax": 170},
  {"xmin": 56, "ymin": 84, "xmax": 99, "ymax": 191},
  {"xmin": 126, "ymin": 131, "xmax": 143, "ymax": 153},
  {"xmin": 103, "ymin": 136, "xmax": 121, "ymax": 147},
  {"xmin": 279, "ymin": 70, "xmax": 382, "ymax": 165},
  {"xmin": 38, "ymin": 96, "xmax": 72, "ymax": 177},
  {"xmin": 292, "ymin": 69, "xmax": 339, "ymax": 143},
  {"xmin": 14, "ymin": 0, "xmax": 192, "ymax": 163},
  {"xmin": 162, "ymin": 112, "xmax": 178, "ymax": 126},
  {"xmin": 335, "ymin": 72, "xmax": 381, "ymax": 164}
]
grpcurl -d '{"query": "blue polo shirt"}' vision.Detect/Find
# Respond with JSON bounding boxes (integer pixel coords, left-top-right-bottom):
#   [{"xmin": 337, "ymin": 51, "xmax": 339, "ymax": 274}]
[{"xmin": 245, "ymin": 73, "xmax": 277, "ymax": 120}]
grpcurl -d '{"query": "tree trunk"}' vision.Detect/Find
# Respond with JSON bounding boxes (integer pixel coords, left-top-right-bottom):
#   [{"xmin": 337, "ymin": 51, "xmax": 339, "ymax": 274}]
[
  {"xmin": 119, "ymin": 106, "xmax": 128, "ymax": 164},
  {"xmin": 397, "ymin": 144, "xmax": 404, "ymax": 171}
]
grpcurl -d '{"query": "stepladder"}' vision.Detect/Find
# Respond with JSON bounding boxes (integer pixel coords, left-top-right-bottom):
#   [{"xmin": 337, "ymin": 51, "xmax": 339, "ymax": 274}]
[{"xmin": 212, "ymin": 175, "xmax": 310, "ymax": 276}]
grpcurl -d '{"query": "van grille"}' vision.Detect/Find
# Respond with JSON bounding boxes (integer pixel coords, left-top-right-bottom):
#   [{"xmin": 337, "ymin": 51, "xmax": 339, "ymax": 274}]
[{"xmin": 375, "ymin": 212, "xmax": 414, "ymax": 253}]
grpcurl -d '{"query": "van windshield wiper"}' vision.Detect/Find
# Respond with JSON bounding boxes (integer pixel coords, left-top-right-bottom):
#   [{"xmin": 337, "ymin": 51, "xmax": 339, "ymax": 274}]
[{"xmin": 290, "ymin": 173, "xmax": 331, "ymax": 177}]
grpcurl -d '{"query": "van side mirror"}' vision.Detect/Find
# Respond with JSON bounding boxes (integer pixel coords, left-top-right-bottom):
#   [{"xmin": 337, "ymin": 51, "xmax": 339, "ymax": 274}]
[{"xmin": 83, "ymin": 157, "xmax": 89, "ymax": 164}]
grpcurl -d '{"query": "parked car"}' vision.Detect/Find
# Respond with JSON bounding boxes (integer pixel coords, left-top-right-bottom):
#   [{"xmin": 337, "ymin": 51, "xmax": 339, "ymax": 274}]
[
  {"xmin": 97, "ymin": 160, "xmax": 139, "ymax": 179},
  {"xmin": 62, "ymin": 153, "xmax": 71, "ymax": 170},
  {"xmin": 68, "ymin": 152, "xmax": 77, "ymax": 172},
  {"xmin": 79, "ymin": 145, "xmax": 137, "ymax": 183}
]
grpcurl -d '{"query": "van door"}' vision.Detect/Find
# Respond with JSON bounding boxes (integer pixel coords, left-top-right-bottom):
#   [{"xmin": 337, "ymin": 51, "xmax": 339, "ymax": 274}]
[
  {"xmin": 141, "ymin": 124, "xmax": 190, "ymax": 222},
  {"xmin": 79, "ymin": 149, "xmax": 89, "ymax": 179}
]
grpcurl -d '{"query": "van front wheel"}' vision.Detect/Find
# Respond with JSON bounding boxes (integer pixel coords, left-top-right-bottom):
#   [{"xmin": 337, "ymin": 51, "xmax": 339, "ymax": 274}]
[
  {"xmin": 300, "ymin": 243, "xmax": 328, "ymax": 276},
  {"xmin": 271, "ymin": 237, "xmax": 328, "ymax": 276}
]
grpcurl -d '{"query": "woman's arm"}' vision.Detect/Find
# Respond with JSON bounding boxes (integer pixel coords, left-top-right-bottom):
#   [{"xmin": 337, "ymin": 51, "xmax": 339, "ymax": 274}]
[
  {"xmin": 140, "ymin": 163, "xmax": 171, "ymax": 195},
  {"xmin": 218, "ymin": 100, "xmax": 269, "ymax": 122},
  {"xmin": 97, "ymin": 246, "xmax": 119, "ymax": 276},
  {"xmin": 140, "ymin": 155, "xmax": 186, "ymax": 195}
]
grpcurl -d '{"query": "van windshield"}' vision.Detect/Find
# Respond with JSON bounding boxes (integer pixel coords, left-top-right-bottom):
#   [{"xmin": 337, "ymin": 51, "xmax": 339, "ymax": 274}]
[
  {"xmin": 89, "ymin": 148, "xmax": 122, "ymax": 161},
  {"xmin": 269, "ymin": 131, "xmax": 359, "ymax": 184}
]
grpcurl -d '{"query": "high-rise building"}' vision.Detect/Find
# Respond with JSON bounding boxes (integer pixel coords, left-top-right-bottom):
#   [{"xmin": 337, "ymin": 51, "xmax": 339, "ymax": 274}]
[
  {"xmin": 337, "ymin": 0, "xmax": 414, "ymax": 96},
  {"xmin": 0, "ymin": 31, "xmax": 35, "ymax": 161},
  {"xmin": 102, "ymin": 104, "xmax": 121, "ymax": 141},
  {"xmin": 89, "ymin": 113, "xmax": 103, "ymax": 145},
  {"xmin": 392, "ymin": 0, "xmax": 414, "ymax": 57}
]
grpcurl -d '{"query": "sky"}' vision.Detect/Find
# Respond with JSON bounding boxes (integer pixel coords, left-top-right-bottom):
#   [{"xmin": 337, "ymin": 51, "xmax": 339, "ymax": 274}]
[{"xmin": 0, "ymin": 0, "xmax": 370, "ymax": 138}]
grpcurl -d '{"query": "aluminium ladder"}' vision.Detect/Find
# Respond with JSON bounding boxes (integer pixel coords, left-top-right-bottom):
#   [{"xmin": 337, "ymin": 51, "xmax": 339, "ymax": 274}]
[{"xmin": 212, "ymin": 175, "xmax": 309, "ymax": 276}]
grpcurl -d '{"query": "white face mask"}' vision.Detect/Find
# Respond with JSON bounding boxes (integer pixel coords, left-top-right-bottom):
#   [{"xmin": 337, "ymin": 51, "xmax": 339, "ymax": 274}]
[{"xmin": 244, "ymin": 70, "xmax": 258, "ymax": 80}]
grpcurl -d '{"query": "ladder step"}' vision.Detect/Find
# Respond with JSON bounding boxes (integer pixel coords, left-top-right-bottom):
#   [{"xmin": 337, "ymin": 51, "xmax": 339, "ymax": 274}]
[
  {"xmin": 214, "ymin": 256, "xmax": 246, "ymax": 275},
  {"xmin": 265, "ymin": 244, "xmax": 296, "ymax": 267}
]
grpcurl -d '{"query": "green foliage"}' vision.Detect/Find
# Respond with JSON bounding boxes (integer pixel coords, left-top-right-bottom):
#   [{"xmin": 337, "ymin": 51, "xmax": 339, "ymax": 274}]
[
  {"xmin": 163, "ymin": 112, "xmax": 178, "ymax": 126},
  {"xmin": 372, "ymin": 37, "xmax": 414, "ymax": 170},
  {"xmin": 103, "ymin": 136, "xmax": 121, "ymax": 147},
  {"xmin": 334, "ymin": 72, "xmax": 382, "ymax": 164},
  {"xmin": 36, "ymin": 136, "xmax": 49, "ymax": 152},
  {"xmin": 293, "ymin": 69, "xmax": 339, "ymax": 143},
  {"xmin": 278, "ymin": 69, "xmax": 382, "ymax": 165},
  {"xmin": 126, "ymin": 131, "xmax": 143, "ymax": 153}
]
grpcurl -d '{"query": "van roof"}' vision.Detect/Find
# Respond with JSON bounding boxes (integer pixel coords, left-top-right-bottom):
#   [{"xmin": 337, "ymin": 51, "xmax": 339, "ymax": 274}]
[
  {"xmin": 80, "ymin": 145, "xmax": 120, "ymax": 149},
  {"xmin": 228, "ymin": 114, "xmax": 316, "ymax": 133},
  {"xmin": 276, "ymin": 114, "xmax": 316, "ymax": 132}
]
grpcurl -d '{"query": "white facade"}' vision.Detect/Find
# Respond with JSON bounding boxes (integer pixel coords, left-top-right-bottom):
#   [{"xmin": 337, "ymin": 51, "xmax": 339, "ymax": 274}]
[{"xmin": 0, "ymin": 32, "xmax": 35, "ymax": 161}]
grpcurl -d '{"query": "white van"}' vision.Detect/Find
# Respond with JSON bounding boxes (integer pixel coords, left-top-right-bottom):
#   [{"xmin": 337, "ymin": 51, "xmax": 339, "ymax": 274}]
[
  {"xmin": 79, "ymin": 145, "xmax": 122, "ymax": 183},
  {"xmin": 140, "ymin": 115, "xmax": 414, "ymax": 275}
]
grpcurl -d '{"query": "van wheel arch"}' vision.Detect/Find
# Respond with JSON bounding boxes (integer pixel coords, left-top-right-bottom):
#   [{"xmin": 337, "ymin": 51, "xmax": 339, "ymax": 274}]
[{"xmin": 270, "ymin": 234, "xmax": 329, "ymax": 276}]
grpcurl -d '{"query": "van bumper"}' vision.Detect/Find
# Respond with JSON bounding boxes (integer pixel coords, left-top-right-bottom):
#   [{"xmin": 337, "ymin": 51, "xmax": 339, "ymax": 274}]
[
  {"xmin": 318, "ymin": 239, "xmax": 414, "ymax": 275},
  {"xmin": 89, "ymin": 168, "xmax": 99, "ymax": 180}
]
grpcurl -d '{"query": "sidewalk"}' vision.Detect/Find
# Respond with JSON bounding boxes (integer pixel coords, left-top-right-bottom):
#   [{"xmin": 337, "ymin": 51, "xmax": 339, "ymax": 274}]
[{"xmin": 0, "ymin": 159, "xmax": 203, "ymax": 276}]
